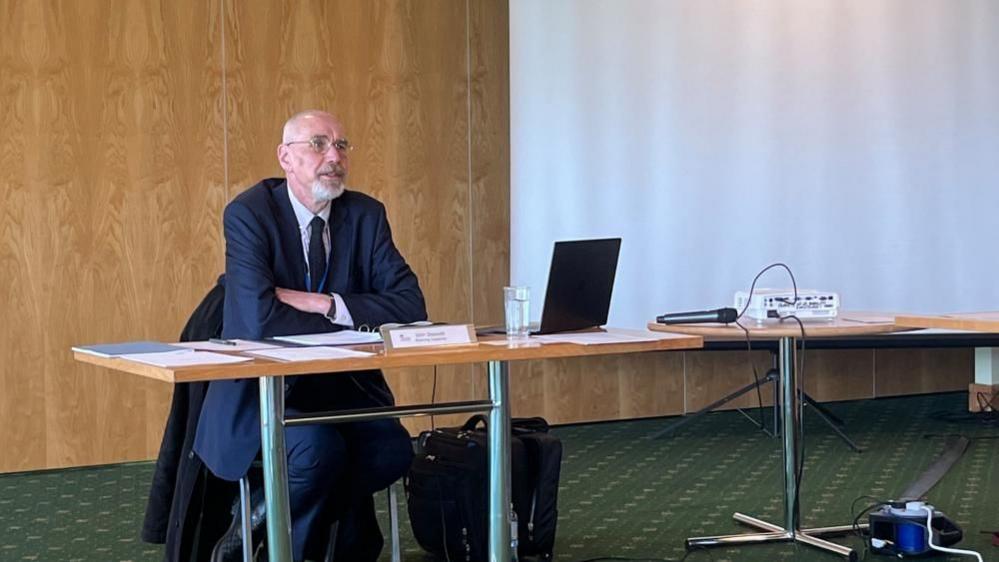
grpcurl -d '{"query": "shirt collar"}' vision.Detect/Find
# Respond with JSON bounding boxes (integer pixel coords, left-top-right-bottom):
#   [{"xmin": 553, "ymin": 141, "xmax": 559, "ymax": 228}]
[{"xmin": 287, "ymin": 186, "xmax": 331, "ymax": 230}]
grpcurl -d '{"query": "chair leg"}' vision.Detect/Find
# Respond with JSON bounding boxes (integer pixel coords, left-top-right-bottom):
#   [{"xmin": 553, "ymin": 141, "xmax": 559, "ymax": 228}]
[
  {"xmin": 239, "ymin": 476, "xmax": 254, "ymax": 562},
  {"xmin": 388, "ymin": 482, "xmax": 401, "ymax": 562},
  {"xmin": 322, "ymin": 519, "xmax": 340, "ymax": 562}
]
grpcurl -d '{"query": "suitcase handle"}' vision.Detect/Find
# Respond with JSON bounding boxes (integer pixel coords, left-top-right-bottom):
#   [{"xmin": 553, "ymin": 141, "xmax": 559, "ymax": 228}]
[
  {"xmin": 461, "ymin": 414, "xmax": 489, "ymax": 430},
  {"xmin": 461, "ymin": 414, "xmax": 550, "ymax": 433}
]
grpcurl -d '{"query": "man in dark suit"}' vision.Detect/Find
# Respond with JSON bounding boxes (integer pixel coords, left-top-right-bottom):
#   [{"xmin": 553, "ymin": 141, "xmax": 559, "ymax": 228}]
[{"xmin": 194, "ymin": 109, "xmax": 427, "ymax": 561}]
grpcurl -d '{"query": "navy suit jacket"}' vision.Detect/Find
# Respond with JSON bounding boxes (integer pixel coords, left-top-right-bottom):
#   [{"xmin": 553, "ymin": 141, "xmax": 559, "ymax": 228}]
[{"xmin": 194, "ymin": 178, "xmax": 427, "ymax": 480}]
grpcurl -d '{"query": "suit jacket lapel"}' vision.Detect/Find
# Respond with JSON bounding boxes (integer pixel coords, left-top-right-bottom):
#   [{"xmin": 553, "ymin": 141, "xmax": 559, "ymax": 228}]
[
  {"xmin": 273, "ymin": 182, "xmax": 308, "ymax": 290},
  {"xmin": 329, "ymin": 197, "xmax": 354, "ymax": 294}
]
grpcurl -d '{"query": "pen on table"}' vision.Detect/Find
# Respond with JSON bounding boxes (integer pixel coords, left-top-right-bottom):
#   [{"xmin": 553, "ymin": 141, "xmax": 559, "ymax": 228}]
[{"xmin": 209, "ymin": 338, "xmax": 238, "ymax": 346}]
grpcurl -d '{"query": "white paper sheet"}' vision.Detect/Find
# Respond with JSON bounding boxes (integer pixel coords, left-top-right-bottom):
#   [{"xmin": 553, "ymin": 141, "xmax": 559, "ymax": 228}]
[
  {"xmin": 174, "ymin": 339, "xmax": 283, "ymax": 352},
  {"xmin": 246, "ymin": 346, "xmax": 374, "ymax": 362},
  {"xmin": 532, "ymin": 329, "xmax": 667, "ymax": 346},
  {"xmin": 272, "ymin": 331, "xmax": 382, "ymax": 346},
  {"xmin": 120, "ymin": 350, "xmax": 253, "ymax": 368}
]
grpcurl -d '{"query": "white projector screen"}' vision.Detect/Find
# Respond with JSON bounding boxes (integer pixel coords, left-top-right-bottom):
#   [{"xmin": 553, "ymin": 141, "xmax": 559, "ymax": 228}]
[{"xmin": 510, "ymin": 0, "xmax": 999, "ymax": 328}]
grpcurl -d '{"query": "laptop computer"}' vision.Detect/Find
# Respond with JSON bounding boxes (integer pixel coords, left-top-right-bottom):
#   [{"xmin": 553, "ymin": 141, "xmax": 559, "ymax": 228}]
[{"xmin": 482, "ymin": 238, "xmax": 622, "ymax": 336}]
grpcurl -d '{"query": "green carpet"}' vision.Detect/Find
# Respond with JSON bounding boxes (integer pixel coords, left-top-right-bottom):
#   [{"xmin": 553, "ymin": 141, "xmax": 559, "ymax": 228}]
[{"xmin": 1, "ymin": 392, "xmax": 996, "ymax": 561}]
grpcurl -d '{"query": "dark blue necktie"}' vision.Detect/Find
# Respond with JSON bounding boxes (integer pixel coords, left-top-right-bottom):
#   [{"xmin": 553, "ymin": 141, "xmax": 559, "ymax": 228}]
[{"xmin": 308, "ymin": 216, "xmax": 326, "ymax": 292}]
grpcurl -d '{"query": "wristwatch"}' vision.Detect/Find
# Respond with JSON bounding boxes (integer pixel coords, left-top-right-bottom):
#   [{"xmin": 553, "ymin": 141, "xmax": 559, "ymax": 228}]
[{"xmin": 324, "ymin": 293, "xmax": 337, "ymax": 321}]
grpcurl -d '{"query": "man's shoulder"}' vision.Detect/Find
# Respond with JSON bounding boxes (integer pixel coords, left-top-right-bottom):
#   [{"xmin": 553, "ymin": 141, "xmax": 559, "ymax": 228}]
[
  {"xmin": 229, "ymin": 178, "xmax": 285, "ymax": 208},
  {"xmin": 338, "ymin": 189, "xmax": 385, "ymax": 212}
]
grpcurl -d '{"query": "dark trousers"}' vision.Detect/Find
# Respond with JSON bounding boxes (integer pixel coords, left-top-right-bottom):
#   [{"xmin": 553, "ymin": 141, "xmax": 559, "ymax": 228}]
[{"xmin": 284, "ymin": 379, "xmax": 413, "ymax": 562}]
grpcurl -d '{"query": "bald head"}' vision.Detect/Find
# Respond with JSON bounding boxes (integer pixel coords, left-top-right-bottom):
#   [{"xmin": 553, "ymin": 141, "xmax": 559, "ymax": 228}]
[
  {"xmin": 277, "ymin": 110, "xmax": 351, "ymax": 213},
  {"xmin": 282, "ymin": 110, "xmax": 344, "ymax": 144}
]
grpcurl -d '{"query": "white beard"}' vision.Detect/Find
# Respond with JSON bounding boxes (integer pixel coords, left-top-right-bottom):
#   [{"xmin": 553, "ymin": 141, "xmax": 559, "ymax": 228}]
[{"xmin": 312, "ymin": 179, "xmax": 345, "ymax": 203}]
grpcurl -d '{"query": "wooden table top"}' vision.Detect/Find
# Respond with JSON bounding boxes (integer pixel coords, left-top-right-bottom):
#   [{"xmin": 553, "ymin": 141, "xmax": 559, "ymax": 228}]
[
  {"xmin": 648, "ymin": 311, "xmax": 908, "ymax": 339},
  {"xmin": 894, "ymin": 312, "xmax": 999, "ymax": 332},
  {"xmin": 73, "ymin": 329, "xmax": 703, "ymax": 384}
]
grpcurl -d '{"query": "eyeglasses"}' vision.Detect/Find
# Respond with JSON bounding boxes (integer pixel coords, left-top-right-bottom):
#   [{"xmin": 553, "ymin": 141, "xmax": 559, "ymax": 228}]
[{"xmin": 284, "ymin": 135, "xmax": 353, "ymax": 155}]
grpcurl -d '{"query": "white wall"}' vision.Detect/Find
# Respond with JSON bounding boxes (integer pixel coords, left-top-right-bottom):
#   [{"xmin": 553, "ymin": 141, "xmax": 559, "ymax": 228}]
[{"xmin": 510, "ymin": 0, "xmax": 999, "ymax": 327}]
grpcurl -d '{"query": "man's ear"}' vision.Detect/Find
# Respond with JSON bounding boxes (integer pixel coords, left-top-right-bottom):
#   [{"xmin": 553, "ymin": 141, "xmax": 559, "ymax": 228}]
[{"xmin": 276, "ymin": 144, "xmax": 293, "ymax": 172}]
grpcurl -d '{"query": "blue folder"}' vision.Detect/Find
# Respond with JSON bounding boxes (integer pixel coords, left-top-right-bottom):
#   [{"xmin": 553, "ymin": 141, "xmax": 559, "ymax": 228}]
[{"xmin": 72, "ymin": 341, "xmax": 186, "ymax": 358}]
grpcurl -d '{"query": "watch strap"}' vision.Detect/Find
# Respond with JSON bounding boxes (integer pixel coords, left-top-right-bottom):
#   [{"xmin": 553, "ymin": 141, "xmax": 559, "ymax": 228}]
[{"xmin": 324, "ymin": 293, "xmax": 337, "ymax": 320}]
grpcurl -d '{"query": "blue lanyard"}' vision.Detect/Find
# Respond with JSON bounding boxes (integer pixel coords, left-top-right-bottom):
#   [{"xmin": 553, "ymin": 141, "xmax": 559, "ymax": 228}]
[{"xmin": 304, "ymin": 251, "xmax": 332, "ymax": 293}]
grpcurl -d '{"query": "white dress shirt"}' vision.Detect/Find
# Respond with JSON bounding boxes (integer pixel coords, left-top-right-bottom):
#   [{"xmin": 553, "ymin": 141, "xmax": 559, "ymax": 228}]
[{"xmin": 287, "ymin": 188, "xmax": 354, "ymax": 327}]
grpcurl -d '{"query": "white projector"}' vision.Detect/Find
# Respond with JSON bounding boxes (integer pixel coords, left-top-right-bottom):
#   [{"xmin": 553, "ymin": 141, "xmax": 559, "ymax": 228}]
[{"xmin": 734, "ymin": 289, "xmax": 840, "ymax": 321}]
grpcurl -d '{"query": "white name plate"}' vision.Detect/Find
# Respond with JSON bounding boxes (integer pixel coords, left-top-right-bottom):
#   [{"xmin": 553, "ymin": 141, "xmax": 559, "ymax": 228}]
[{"xmin": 381, "ymin": 323, "xmax": 477, "ymax": 352}]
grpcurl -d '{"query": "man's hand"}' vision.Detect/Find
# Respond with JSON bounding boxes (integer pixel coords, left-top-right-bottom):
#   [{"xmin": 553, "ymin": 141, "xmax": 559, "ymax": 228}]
[{"xmin": 275, "ymin": 287, "xmax": 331, "ymax": 315}]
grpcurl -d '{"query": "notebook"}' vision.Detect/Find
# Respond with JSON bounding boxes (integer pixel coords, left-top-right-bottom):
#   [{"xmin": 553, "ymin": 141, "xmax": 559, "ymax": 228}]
[
  {"xmin": 532, "ymin": 238, "xmax": 621, "ymax": 335},
  {"xmin": 482, "ymin": 238, "xmax": 622, "ymax": 336}
]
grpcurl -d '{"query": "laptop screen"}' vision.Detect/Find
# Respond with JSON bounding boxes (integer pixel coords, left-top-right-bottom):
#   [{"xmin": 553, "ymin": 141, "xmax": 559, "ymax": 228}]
[{"xmin": 535, "ymin": 238, "xmax": 622, "ymax": 335}]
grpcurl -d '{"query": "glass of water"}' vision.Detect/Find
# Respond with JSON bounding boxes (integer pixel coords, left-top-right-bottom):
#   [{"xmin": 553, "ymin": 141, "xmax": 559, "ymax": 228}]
[{"xmin": 504, "ymin": 286, "xmax": 530, "ymax": 339}]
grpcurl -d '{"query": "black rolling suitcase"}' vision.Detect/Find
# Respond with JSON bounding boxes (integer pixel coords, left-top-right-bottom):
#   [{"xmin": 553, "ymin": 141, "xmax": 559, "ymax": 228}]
[{"xmin": 406, "ymin": 415, "xmax": 562, "ymax": 561}]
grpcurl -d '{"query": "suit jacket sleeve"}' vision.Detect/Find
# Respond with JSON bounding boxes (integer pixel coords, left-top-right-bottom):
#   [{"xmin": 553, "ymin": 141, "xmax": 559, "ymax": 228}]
[
  {"xmin": 339, "ymin": 204, "xmax": 427, "ymax": 328},
  {"xmin": 222, "ymin": 200, "xmax": 334, "ymax": 339}
]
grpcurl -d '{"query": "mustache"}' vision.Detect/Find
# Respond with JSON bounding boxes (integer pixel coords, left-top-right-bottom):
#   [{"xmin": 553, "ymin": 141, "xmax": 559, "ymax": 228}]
[{"xmin": 318, "ymin": 164, "xmax": 345, "ymax": 176}]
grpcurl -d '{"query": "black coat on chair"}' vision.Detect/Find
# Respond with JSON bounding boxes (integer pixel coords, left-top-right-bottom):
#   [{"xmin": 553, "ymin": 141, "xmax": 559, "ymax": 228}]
[
  {"xmin": 141, "ymin": 277, "xmax": 233, "ymax": 561},
  {"xmin": 140, "ymin": 277, "xmax": 385, "ymax": 561}
]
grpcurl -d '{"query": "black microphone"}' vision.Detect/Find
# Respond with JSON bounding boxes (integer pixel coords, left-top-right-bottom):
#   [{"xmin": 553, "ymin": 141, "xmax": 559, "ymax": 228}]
[{"xmin": 656, "ymin": 307, "xmax": 738, "ymax": 325}]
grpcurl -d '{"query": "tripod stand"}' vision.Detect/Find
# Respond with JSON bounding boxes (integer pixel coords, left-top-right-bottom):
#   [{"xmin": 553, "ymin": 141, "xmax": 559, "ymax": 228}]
[{"xmin": 650, "ymin": 350, "xmax": 863, "ymax": 453}]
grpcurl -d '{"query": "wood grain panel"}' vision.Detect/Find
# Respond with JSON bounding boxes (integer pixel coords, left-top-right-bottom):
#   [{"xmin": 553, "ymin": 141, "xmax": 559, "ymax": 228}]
[
  {"xmin": 875, "ymin": 348, "xmax": 973, "ymax": 396},
  {"xmin": 518, "ymin": 352, "xmax": 685, "ymax": 424},
  {"xmin": 0, "ymin": 0, "xmax": 224, "ymax": 472},
  {"xmin": 469, "ymin": 0, "xmax": 511, "ymax": 410},
  {"xmin": 800, "ymin": 349, "xmax": 875, "ymax": 402},
  {"xmin": 469, "ymin": 0, "xmax": 510, "ymax": 328},
  {"xmin": 0, "ymin": 0, "xmax": 46, "ymax": 470},
  {"xmin": 511, "ymin": 360, "xmax": 547, "ymax": 417},
  {"xmin": 684, "ymin": 350, "xmax": 775, "ymax": 412},
  {"xmin": 617, "ymin": 353, "xmax": 685, "ymax": 419}
]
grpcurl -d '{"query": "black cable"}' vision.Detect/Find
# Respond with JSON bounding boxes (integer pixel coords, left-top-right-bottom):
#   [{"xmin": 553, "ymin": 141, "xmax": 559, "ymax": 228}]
[
  {"xmin": 576, "ymin": 558, "xmax": 675, "ymax": 562},
  {"xmin": 928, "ymin": 409, "xmax": 999, "ymax": 427},
  {"xmin": 850, "ymin": 495, "xmax": 888, "ymax": 536},
  {"xmin": 430, "ymin": 365, "xmax": 438, "ymax": 431},
  {"xmin": 852, "ymin": 500, "xmax": 885, "ymax": 561},
  {"xmin": 734, "ymin": 262, "xmax": 799, "ymax": 320},
  {"xmin": 734, "ymin": 262, "xmax": 800, "ymax": 432},
  {"xmin": 736, "ymin": 263, "xmax": 806, "ymax": 516},
  {"xmin": 576, "ymin": 547, "xmax": 714, "ymax": 562},
  {"xmin": 921, "ymin": 433, "xmax": 999, "ymax": 440},
  {"xmin": 735, "ymin": 319, "xmax": 769, "ymax": 432}
]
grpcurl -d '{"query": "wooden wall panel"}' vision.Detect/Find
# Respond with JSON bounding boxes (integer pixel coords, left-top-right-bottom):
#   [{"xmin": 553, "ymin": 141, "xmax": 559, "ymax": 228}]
[
  {"xmin": 469, "ymin": 0, "xmax": 511, "ymax": 328},
  {"xmin": 685, "ymin": 350, "xmax": 774, "ymax": 412},
  {"xmin": 875, "ymin": 348, "xmax": 973, "ymax": 396},
  {"xmin": 616, "ymin": 353, "xmax": 685, "ymax": 418},
  {"xmin": 508, "ymin": 352, "xmax": 684, "ymax": 424},
  {"xmin": 2, "ymin": 0, "xmax": 503, "ymax": 473},
  {"xmin": 1, "ymin": 0, "xmax": 224, "ymax": 472},
  {"xmin": 801, "ymin": 349, "xmax": 875, "ymax": 402},
  {"xmin": 467, "ymin": 0, "xmax": 511, "ymax": 413}
]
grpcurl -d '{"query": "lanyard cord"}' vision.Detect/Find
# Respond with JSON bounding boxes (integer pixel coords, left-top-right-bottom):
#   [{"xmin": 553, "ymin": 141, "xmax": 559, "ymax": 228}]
[{"xmin": 304, "ymin": 250, "xmax": 332, "ymax": 293}]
